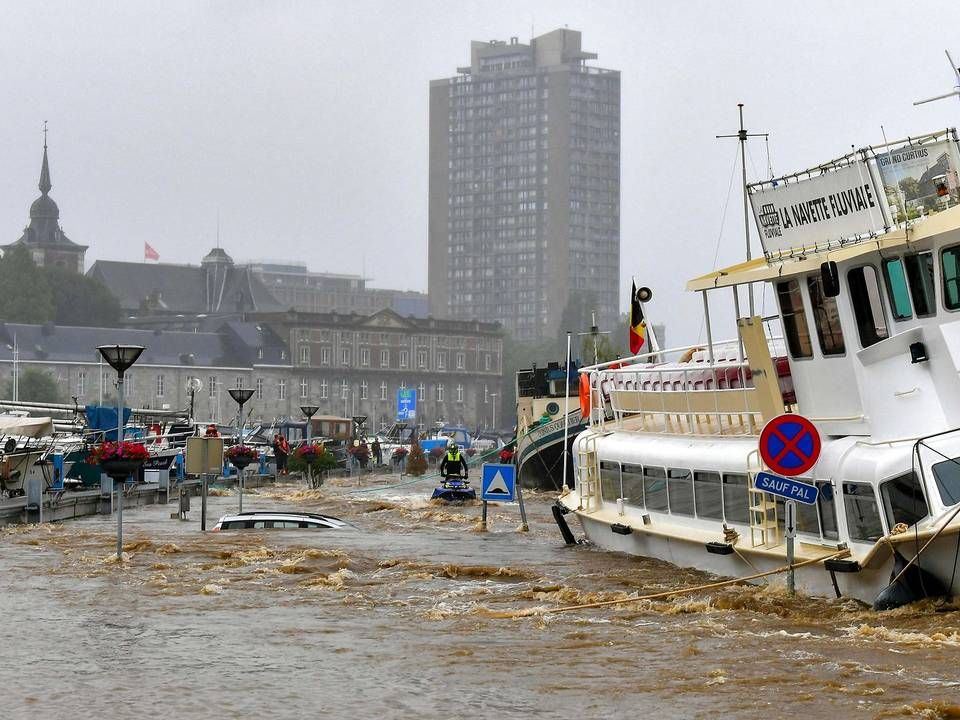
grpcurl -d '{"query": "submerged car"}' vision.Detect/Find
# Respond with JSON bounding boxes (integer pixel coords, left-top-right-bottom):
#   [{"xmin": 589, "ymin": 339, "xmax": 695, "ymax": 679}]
[{"xmin": 211, "ymin": 511, "xmax": 349, "ymax": 531}]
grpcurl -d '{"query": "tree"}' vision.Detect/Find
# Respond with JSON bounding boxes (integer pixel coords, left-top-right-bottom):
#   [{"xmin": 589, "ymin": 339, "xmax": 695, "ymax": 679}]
[
  {"xmin": 406, "ymin": 437, "xmax": 428, "ymax": 477},
  {"xmin": 899, "ymin": 177, "xmax": 921, "ymax": 202},
  {"xmin": 2, "ymin": 368, "xmax": 64, "ymax": 403},
  {"xmin": 0, "ymin": 246, "xmax": 54, "ymax": 323},
  {"xmin": 44, "ymin": 267, "xmax": 121, "ymax": 327}
]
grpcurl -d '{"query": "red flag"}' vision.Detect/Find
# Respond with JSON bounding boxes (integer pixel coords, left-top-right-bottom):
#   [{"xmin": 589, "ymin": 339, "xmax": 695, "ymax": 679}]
[
  {"xmin": 629, "ymin": 280, "xmax": 646, "ymax": 354},
  {"xmin": 144, "ymin": 242, "xmax": 160, "ymax": 261}
]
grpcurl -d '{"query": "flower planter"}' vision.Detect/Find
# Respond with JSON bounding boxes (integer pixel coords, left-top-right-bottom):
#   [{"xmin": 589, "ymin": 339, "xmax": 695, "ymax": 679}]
[
  {"xmin": 230, "ymin": 457, "xmax": 253, "ymax": 472},
  {"xmin": 101, "ymin": 458, "xmax": 145, "ymax": 482}
]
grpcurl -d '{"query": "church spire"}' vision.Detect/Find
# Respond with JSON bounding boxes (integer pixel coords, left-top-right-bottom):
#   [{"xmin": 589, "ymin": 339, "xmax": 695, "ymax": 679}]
[{"xmin": 38, "ymin": 121, "xmax": 51, "ymax": 195}]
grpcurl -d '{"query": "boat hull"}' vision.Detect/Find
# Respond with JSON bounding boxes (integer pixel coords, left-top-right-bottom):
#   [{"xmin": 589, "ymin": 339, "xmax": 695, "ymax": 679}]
[{"xmin": 516, "ymin": 413, "xmax": 585, "ymax": 490}]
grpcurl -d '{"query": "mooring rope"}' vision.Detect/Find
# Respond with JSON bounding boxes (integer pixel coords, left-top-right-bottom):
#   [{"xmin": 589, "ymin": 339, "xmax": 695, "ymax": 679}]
[{"xmin": 536, "ymin": 550, "xmax": 850, "ymax": 615}]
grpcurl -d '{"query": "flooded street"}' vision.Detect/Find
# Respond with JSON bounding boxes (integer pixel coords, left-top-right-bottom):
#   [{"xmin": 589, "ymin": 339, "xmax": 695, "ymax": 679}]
[{"xmin": 4, "ymin": 476, "xmax": 960, "ymax": 719}]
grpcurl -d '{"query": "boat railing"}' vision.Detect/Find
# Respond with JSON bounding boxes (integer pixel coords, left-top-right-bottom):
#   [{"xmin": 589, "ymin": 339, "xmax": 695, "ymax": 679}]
[{"xmin": 583, "ymin": 325, "xmax": 790, "ymax": 437}]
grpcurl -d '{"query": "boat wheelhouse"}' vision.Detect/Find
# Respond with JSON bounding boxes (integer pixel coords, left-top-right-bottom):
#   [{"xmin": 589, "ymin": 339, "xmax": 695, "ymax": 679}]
[{"xmin": 559, "ymin": 127, "xmax": 960, "ymax": 607}]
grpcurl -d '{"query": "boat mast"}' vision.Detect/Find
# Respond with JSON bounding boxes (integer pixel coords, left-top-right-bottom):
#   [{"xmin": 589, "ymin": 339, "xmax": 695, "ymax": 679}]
[{"xmin": 717, "ymin": 104, "xmax": 768, "ymax": 318}]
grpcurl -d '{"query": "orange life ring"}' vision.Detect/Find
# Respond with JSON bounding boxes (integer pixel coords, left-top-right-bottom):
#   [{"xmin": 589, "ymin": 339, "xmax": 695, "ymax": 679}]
[{"xmin": 579, "ymin": 373, "xmax": 591, "ymax": 420}]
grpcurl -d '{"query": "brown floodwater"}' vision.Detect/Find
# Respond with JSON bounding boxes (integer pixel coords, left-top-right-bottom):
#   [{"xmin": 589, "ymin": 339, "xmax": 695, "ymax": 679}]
[{"xmin": 3, "ymin": 475, "xmax": 960, "ymax": 719}]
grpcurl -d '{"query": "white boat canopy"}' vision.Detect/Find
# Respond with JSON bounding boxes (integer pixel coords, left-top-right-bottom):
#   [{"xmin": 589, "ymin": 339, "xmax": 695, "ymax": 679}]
[{"xmin": 0, "ymin": 415, "xmax": 56, "ymax": 438}]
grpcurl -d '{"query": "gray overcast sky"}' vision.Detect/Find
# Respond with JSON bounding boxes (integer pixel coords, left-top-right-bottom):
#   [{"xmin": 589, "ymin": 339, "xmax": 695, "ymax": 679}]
[{"xmin": 2, "ymin": 1, "xmax": 960, "ymax": 344}]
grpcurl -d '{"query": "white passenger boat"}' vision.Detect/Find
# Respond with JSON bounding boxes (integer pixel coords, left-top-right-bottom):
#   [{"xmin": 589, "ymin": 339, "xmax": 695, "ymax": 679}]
[{"xmin": 558, "ymin": 125, "xmax": 960, "ymax": 608}]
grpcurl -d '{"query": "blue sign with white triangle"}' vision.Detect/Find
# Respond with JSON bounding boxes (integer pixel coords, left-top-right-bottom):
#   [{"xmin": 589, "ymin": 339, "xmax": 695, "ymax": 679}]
[{"xmin": 481, "ymin": 463, "xmax": 516, "ymax": 502}]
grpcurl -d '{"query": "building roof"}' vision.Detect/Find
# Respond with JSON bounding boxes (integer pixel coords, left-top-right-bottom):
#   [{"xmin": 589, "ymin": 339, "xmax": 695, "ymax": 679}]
[
  {"xmin": 87, "ymin": 257, "xmax": 287, "ymax": 315},
  {"xmin": 0, "ymin": 322, "xmax": 232, "ymax": 367}
]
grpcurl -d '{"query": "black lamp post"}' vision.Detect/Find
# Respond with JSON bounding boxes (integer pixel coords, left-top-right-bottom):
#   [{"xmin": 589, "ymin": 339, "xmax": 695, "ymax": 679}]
[
  {"xmin": 96, "ymin": 344, "xmax": 145, "ymax": 560},
  {"xmin": 300, "ymin": 405, "xmax": 319, "ymax": 442},
  {"xmin": 227, "ymin": 387, "xmax": 254, "ymax": 512}
]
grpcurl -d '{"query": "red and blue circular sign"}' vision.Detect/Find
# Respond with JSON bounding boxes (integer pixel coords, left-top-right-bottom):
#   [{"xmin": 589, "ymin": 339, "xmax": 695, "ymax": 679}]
[{"xmin": 759, "ymin": 413, "xmax": 821, "ymax": 477}]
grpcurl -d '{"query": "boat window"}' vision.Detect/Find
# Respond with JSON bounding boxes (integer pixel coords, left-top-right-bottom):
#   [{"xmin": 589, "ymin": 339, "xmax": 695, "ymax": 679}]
[
  {"xmin": 722, "ymin": 473, "xmax": 749, "ymax": 524},
  {"xmin": 776, "ymin": 279, "xmax": 813, "ymax": 359},
  {"xmin": 667, "ymin": 468, "xmax": 695, "ymax": 516},
  {"xmin": 807, "ymin": 275, "xmax": 845, "ymax": 356},
  {"xmin": 621, "ymin": 463, "xmax": 644, "ymax": 508},
  {"xmin": 881, "ymin": 257, "xmax": 913, "ymax": 321},
  {"xmin": 693, "ymin": 471, "xmax": 723, "ymax": 520},
  {"xmin": 880, "ymin": 472, "xmax": 929, "ymax": 529},
  {"xmin": 599, "ymin": 460, "xmax": 621, "ymax": 502},
  {"xmin": 643, "ymin": 466, "xmax": 668, "ymax": 511},
  {"xmin": 842, "ymin": 482, "xmax": 884, "ymax": 542},
  {"xmin": 942, "ymin": 245, "xmax": 960, "ymax": 310},
  {"xmin": 931, "ymin": 457, "xmax": 960, "ymax": 506},
  {"xmin": 847, "ymin": 265, "xmax": 890, "ymax": 347},
  {"xmin": 904, "ymin": 252, "xmax": 936, "ymax": 317},
  {"xmin": 794, "ymin": 483, "xmax": 820, "ymax": 536},
  {"xmin": 817, "ymin": 481, "xmax": 839, "ymax": 540}
]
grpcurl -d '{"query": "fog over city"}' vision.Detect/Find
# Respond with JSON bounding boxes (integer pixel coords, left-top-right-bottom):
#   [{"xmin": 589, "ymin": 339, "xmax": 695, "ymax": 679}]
[{"xmin": 2, "ymin": 0, "xmax": 959, "ymax": 343}]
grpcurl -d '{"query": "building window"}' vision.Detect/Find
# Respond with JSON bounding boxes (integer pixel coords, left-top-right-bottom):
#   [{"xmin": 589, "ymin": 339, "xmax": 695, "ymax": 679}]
[
  {"xmin": 300, "ymin": 377, "xmax": 308, "ymax": 399},
  {"xmin": 775, "ymin": 279, "xmax": 813, "ymax": 359},
  {"xmin": 399, "ymin": 350, "xmax": 409, "ymax": 368},
  {"xmin": 360, "ymin": 348, "xmax": 370, "ymax": 367},
  {"xmin": 320, "ymin": 347, "xmax": 331, "ymax": 365},
  {"xmin": 299, "ymin": 345, "xmax": 310, "ymax": 365},
  {"xmin": 257, "ymin": 347, "xmax": 264, "ymax": 360},
  {"xmin": 320, "ymin": 379, "xmax": 328, "ymax": 399},
  {"xmin": 484, "ymin": 354, "xmax": 491, "ymax": 371},
  {"xmin": 456, "ymin": 383, "xmax": 463, "ymax": 403},
  {"xmin": 418, "ymin": 350, "xmax": 428, "ymax": 368},
  {"xmin": 77, "ymin": 370, "xmax": 85, "ymax": 396},
  {"xmin": 360, "ymin": 380, "xmax": 368, "ymax": 400},
  {"xmin": 381, "ymin": 349, "xmax": 389, "ymax": 367},
  {"xmin": 235, "ymin": 376, "xmax": 243, "ymax": 389},
  {"xmin": 437, "ymin": 383, "xmax": 444, "ymax": 402},
  {"xmin": 847, "ymin": 265, "xmax": 889, "ymax": 348},
  {"xmin": 807, "ymin": 275, "xmax": 845, "ymax": 356},
  {"xmin": 484, "ymin": 384, "xmax": 489, "ymax": 403},
  {"xmin": 437, "ymin": 352, "xmax": 446, "ymax": 370},
  {"xmin": 156, "ymin": 374, "xmax": 165, "ymax": 398},
  {"xmin": 342, "ymin": 348, "xmax": 351, "ymax": 366},
  {"xmin": 379, "ymin": 381, "xmax": 387, "ymax": 400},
  {"xmin": 456, "ymin": 352, "xmax": 465, "ymax": 369},
  {"xmin": 256, "ymin": 378, "xmax": 263, "ymax": 400},
  {"xmin": 341, "ymin": 380, "xmax": 348, "ymax": 400},
  {"xmin": 208, "ymin": 375, "xmax": 217, "ymax": 398},
  {"xmin": 417, "ymin": 383, "xmax": 425, "ymax": 403},
  {"xmin": 278, "ymin": 379, "xmax": 286, "ymax": 400}
]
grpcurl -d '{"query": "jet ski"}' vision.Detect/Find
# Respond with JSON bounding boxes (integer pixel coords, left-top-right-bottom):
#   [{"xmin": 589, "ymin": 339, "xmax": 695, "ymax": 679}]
[{"xmin": 431, "ymin": 474, "xmax": 476, "ymax": 503}]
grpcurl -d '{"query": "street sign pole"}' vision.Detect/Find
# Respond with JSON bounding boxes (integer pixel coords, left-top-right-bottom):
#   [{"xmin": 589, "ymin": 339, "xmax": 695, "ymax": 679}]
[
  {"xmin": 480, "ymin": 499, "xmax": 488, "ymax": 532},
  {"xmin": 785, "ymin": 499, "xmax": 797, "ymax": 595}
]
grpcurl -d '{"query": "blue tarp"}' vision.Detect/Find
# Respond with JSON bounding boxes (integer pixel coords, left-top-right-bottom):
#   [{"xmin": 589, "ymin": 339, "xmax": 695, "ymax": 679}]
[{"xmin": 85, "ymin": 405, "xmax": 133, "ymax": 441}]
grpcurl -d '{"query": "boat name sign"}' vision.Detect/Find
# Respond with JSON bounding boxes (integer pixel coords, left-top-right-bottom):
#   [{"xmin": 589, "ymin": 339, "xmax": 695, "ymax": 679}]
[{"xmin": 754, "ymin": 471, "xmax": 819, "ymax": 505}]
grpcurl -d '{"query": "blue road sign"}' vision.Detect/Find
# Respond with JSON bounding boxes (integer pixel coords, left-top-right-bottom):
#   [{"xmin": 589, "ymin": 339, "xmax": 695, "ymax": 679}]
[
  {"xmin": 481, "ymin": 463, "xmax": 516, "ymax": 502},
  {"xmin": 396, "ymin": 388, "xmax": 417, "ymax": 421},
  {"xmin": 754, "ymin": 471, "xmax": 818, "ymax": 505}
]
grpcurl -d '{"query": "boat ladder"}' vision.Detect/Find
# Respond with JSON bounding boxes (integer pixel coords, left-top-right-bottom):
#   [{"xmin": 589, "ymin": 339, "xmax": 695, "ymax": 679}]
[
  {"xmin": 576, "ymin": 433, "xmax": 602, "ymax": 513},
  {"xmin": 746, "ymin": 449, "xmax": 780, "ymax": 548}
]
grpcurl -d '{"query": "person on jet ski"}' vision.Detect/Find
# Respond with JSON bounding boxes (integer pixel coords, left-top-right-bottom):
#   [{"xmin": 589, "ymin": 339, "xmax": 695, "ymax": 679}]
[{"xmin": 439, "ymin": 441, "xmax": 468, "ymax": 481}]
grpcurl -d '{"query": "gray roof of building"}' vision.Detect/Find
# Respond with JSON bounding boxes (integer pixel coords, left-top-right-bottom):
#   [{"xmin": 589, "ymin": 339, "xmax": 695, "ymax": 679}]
[{"xmin": 0, "ymin": 322, "xmax": 239, "ymax": 368}]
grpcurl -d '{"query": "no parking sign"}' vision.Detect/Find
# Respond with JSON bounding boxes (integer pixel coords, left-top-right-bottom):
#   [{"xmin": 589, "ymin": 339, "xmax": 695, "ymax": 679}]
[{"xmin": 759, "ymin": 413, "xmax": 821, "ymax": 477}]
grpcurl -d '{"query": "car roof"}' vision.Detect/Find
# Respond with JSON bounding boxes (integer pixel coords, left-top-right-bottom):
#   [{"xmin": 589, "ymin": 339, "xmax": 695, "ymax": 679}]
[{"xmin": 216, "ymin": 511, "xmax": 347, "ymax": 526}]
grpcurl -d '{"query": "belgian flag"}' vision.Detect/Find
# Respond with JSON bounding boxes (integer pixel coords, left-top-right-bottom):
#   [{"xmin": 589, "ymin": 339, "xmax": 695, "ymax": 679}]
[{"xmin": 629, "ymin": 280, "xmax": 646, "ymax": 354}]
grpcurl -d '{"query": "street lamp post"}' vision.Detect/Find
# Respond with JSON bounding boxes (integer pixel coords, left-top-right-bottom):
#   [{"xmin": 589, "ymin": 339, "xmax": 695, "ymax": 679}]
[
  {"xmin": 228, "ymin": 387, "xmax": 254, "ymax": 512},
  {"xmin": 97, "ymin": 344, "xmax": 145, "ymax": 560},
  {"xmin": 300, "ymin": 404, "xmax": 319, "ymax": 442},
  {"xmin": 490, "ymin": 392, "xmax": 498, "ymax": 432}
]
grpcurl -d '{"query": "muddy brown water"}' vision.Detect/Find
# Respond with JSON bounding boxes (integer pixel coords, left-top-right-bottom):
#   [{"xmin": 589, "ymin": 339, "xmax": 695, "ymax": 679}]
[{"xmin": 3, "ymin": 476, "xmax": 960, "ymax": 719}]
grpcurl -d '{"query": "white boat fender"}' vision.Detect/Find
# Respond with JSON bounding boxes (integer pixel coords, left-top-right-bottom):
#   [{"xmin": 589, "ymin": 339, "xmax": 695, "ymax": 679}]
[
  {"xmin": 551, "ymin": 501, "xmax": 577, "ymax": 545},
  {"xmin": 872, "ymin": 550, "xmax": 948, "ymax": 610}
]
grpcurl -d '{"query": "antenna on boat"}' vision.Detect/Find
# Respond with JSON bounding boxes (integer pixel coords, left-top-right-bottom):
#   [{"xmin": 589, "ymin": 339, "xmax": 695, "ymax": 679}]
[
  {"xmin": 717, "ymin": 103, "xmax": 768, "ymax": 318},
  {"xmin": 913, "ymin": 50, "xmax": 960, "ymax": 106},
  {"xmin": 577, "ymin": 312, "xmax": 610, "ymax": 366}
]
